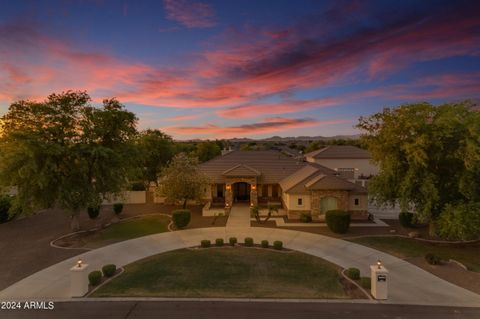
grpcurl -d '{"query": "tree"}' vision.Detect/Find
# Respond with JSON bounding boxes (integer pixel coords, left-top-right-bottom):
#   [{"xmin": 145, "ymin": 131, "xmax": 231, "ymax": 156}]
[
  {"xmin": 157, "ymin": 153, "xmax": 209, "ymax": 208},
  {"xmin": 0, "ymin": 91, "xmax": 138, "ymax": 230},
  {"xmin": 136, "ymin": 129, "xmax": 174, "ymax": 187},
  {"xmin": 196, "ymin": 141, "xmax": 221, "ymax": 162},
  {"xmin": 357, "ymin": 101, "xmax": 480, "ymax": 239}
]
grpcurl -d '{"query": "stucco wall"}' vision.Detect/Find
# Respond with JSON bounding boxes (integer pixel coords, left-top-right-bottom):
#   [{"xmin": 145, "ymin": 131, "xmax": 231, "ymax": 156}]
[
  {"xmin": 348, "ymin": 194, "xmax": 368, "ymax": 211},
  {"xmin": 306, "ymin": 158, "xmax": 378, "ymax": 177},
  {"xmin": 284, "ymin": 193, "xmax": 311, "ymax": 211}
]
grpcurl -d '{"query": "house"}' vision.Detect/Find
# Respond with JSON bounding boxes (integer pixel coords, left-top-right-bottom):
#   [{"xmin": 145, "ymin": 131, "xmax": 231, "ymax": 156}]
[
  {"xmin": 199, "ymin": 149, "xmax": 369, "ymax": 220},
  {"xmin": 305, "ymin": 145, "xmax": 378, "ymax": 188}
]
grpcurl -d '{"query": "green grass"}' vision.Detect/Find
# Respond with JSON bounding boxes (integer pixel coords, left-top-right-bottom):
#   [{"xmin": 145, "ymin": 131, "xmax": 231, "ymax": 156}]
[
  {"xmin": 92, "ymin": 248, "xmax": 350, "ymax": 298},
  {"xmin": 350, "ymin": 237, "xmax": 480, "ymax": 272},
  {"xmin": 98, "ymin": 215, "xmax": 170, "ymax": 242}
]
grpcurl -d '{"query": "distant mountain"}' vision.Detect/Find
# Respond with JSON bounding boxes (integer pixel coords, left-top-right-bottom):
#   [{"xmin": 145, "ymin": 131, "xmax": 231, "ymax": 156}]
[{"xmin": 176, "ymin": 135, "xmax": 360, "ymax": 142}]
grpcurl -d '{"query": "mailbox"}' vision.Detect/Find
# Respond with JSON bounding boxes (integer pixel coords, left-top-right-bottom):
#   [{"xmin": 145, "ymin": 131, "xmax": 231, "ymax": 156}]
[{"xmin": 370, "ymin": 264, "xmax": 388, "ymax": 299}]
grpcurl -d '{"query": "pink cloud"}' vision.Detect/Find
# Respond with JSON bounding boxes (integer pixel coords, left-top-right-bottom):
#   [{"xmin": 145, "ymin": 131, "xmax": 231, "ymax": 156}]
[
  {"xmin": 164, "ymin": 117, "xmax": 351, "ymax": 138},
  {"xmin": 165, "ymin": 114, "xmax": 201, "ymax": 121},
  {"xmin": 163, "ymin": 0, "xmax": 215, "ymax": 28}
]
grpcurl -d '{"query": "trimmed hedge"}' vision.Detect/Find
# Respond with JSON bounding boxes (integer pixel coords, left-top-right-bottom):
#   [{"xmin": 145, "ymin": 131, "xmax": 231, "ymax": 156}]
[
  {"xmin": 87, "ymin": 206, "xmax": 100, "ymax": 220},
  {"xmin": 425, "ymin": 253, "xmax": 441, "ymax": 265},
  {"xmin": 261, "ymin": 240, "xmax": 269, "ymax": 248},
  {"xmin": 88, "ymin": 270, "xmax": 102, "ymax": 286},
  {"xmin": 244, "ymin": 237, "xmax": 254, "ymax": 247},
  {"xmin": 360, "ymin": 277, "xmax": 371, "ymax": 289},
  {"xmin": 229, "ymin": 237, "xmax": 237, "ymax": 246},
  {"xmin": 325, "ymin": 210, "xmax": 351, "ymax": 234},
  {"xmin": 346, "ymin": 267, "xmax": 360, "ymax": 280},
  {"xmin": 273, "ymin": 240, "xmax": 283, "ymax": 250},
  {"xmin": 172, "ymin": 209, "xmax": 191, "ymax": 229},
  {"xmin": 102, "ymin": 264, "xmax": 117, "ymax": 278},
  {"xmin": 201, "ymin": 239, "xmax": 211, "ymax": 248},
  {"xmin": 113, "ymin": 203, "xmax": 123, "ymax": 215},
  {"xmin": 215, "ymin": 238, "xmax": 224, "ymax": 247},
  {"xmin": 399, "ymin": 212, "xmax": 414, "ymax": 228},
  {"xmin": 300, "ymin": 213, "xmax": 312, "ymax": 223}
]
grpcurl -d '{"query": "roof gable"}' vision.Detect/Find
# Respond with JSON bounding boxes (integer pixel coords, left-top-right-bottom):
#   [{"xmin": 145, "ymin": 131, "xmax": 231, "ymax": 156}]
[{"xmin": 222, "ymin": 164, "xmax": 261, "ymax": 176}]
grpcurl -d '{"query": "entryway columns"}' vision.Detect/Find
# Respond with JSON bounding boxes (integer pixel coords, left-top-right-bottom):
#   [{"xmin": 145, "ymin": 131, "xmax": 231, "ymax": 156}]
[
  {"xmin": 224, "ymin": 176, "xmax": 258, "ymax": 208},
  {"xmin": 225, "ymin": 184, "xmax": 233, "ymax": 208},
  {"xmin": 250, "ymin": 184, "xmax": 258, "ymax": 206}
]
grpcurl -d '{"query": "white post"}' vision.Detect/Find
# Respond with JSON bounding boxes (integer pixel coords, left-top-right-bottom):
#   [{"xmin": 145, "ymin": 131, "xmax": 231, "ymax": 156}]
[
  {"xmin": 370, "ymin": 264, "xmax": 388, "ymax": 299},
  {"xmin": 70, "ymin": 261, "xmax": 89, "ymax": 297}
]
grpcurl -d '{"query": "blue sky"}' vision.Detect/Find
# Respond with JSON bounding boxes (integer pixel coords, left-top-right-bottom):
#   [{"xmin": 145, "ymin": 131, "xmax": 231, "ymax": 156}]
[{"xmin": 0, "ymin": 0, "xmax": 479, "ymax": 139}]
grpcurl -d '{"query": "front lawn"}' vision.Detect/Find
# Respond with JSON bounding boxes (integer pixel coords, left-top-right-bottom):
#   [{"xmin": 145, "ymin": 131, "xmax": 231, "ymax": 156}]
[
  {"xmin": 98, "ymin": 215, "xmax": 170, "ymax": 242},
  {"xmin": 92, "ymin": 247, "xmax": 356, "ymax": 298},
  {"xmin": 349, "ymin": 236, "xmax": 480, "ymax": 272}
]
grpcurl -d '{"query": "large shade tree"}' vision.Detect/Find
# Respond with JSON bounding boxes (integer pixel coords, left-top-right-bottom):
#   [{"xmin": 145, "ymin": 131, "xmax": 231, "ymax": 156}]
[
  {"xmin": 157, "ymin": 153, "xmax": 209, "ymax": 208},
  {"xmin": 196, "ymin": 141, "xmax": 221, "ymax": 162},
  {"xmin": 0, "ymin": 91, "xmax": 138, "ymax": 230},
  {"xmin": 136, "ymin": 129, "xmax": 174, "ymax": 188},
  {"xmin": 357, "ymin": 101, "xmax": 480, "ymax": 239}
]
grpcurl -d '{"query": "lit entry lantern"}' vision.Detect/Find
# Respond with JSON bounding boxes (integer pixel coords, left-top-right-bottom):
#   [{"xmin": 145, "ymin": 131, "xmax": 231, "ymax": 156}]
[
  {"xmin": 251, "ymin": 184, "xmax": 257, "ymax": 190},
  {"xmin": 226, "ymin": 184, "xmax": 231, "ymax": 191}
]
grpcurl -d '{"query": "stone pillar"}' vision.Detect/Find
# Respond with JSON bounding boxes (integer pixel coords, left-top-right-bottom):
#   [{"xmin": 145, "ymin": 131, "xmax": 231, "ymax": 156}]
[
  {"xmin": 250, "ymin": 184, "xmax": 258, "ymax": 206},
  {"xmin": 70, "ymin": 261, "xmax": 89, "ymax": 297},
  {"xmin": 370, "ymin": 264, "xmax": 389, "ymax": 300},
  {"xmin": 225, "ymin": 184, "xmax": 233, "ymax": 208}
]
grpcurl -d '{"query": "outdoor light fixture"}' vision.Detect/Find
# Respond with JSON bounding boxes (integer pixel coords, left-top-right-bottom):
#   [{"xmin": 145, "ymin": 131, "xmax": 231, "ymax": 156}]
[
  {"xmin": 251, "ymin": 185, "xmax": 257, "ymax": 190},
  {"xmin": 377, "ymin": 259, "xmax": 382, "ymax": 269},
  {"xmin": 226, "ymin": 185, "xmax": 231, "ymax": 191},
  {"xmin": 77, "ymin": 259, "xmax": 83, "ymax": 268}
]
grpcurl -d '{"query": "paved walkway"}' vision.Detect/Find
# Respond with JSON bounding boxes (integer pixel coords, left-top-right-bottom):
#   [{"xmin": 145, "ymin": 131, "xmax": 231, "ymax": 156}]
[
  {"xmin": 1, "ymin": 227, "xmax": 480, "ymax": 307},
  {"xmin": 226, "ymin": 204, "xmax": 251, "ymax": 228}
]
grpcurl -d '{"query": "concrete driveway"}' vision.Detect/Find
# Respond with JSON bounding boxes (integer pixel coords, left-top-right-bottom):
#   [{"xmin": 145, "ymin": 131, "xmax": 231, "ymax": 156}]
[{"xmin": 1, "ymin": 227, "xmax": 480, "ymax": 307}]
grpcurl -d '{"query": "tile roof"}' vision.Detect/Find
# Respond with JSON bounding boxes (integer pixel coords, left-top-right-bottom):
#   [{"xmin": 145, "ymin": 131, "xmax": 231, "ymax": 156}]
[
  {"xmin": 305, "ymin": 145, "xmax": 371, "ymax": 159},
  {"xmin": 222, "ymin": 164, "xmax": 261, "ymax": 176}
]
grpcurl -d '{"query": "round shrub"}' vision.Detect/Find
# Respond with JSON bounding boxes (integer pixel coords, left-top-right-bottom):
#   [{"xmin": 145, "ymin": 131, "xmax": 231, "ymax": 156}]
[
  {"xmin": 201, "ymin": 239, "xmax": 211, "ymax": 248},
  {"xmin": 261, "ymin": 240, "xmax": 269, "ymax": 248},
  {"xmin": 273, "ymin": 240, "xmax": 283, "ymax": 250},
  {"xmin": 244, "ymin": 237, "xmax": 254, "ymax": 247},
  {"xmin": 88, "ymin": 270, "xmax": 102, "ymax": 286},
  {"xmin": 229, "ymin": 237, "xmax": 237, "ymax": 246},
  {"xmin": 425, "ymin": 253, "xmax": 441, "ymax": 265},
  {"xmin": 399, "ymin": 212, "xmax": 414, "ymax": 228},
  {"xmin": 325, "ymin": 210, "xmax": 351, "ymax": 234},
  {"xmin": 172, "ymin": 209, "xmax": 191, "ymax": 229},
  {"xmin": 215, "ymin": 238, "xmax": 224, "ymax": 247},
  {"xmin": 346, "ymin": 267, "xmax": 360, "ymax": 280},
  {"xmin": 102, "ymin": 264, "xmax": 117, "ymax": 278},
  {"xmin": 360, "ymin": 277, "xmax": 371, "ymax": 289},
  {"xmin": 300, "ymin": 213, "xmax": 312, "ymax": 223},
  {"xmin": 113, "ymin": 203, "xmax": 123, "ymax": 215},
  {"xmin": 87, "ymin": 206, "xmax": 100, "ymax": 220}
]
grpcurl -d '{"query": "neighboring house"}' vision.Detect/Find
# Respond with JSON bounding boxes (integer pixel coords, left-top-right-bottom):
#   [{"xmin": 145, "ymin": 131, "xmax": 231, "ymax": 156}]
[
  {"xmin": 304, "ymin": 145, "xmax": 378, "ymax": 188},
  {"xmin": 199, "ymin": 150, "xmax": 368, "ymax": 220}
]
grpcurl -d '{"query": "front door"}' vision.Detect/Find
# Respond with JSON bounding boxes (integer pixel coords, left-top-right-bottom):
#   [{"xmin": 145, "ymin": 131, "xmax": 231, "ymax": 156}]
[{"xmin": 234, "ymin": 182, "xmax": 250, "ymax": 202}]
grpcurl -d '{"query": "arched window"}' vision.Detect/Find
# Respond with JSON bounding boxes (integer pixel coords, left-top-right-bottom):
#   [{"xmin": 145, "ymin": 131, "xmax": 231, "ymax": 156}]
[{"xmin": 320, "ymin": 197, "xmax": 338, "ymax": 214}]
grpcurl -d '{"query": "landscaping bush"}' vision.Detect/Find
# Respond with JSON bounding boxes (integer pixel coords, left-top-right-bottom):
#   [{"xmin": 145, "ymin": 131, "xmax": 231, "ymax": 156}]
[
  {"xmin": 399, "ymin": 212, "xmax": 414, "ymax": 228},
  {"xmin": 102, "ymin": 264, "xmax": 117, "ymax": 278},
  {"xmin": 425, "ymin": 253, "xmax": 441, "ymax": 265},
  {"xmin": 229, "ymin": 237, "xmax": 237, "ymax": 246},
  {"xmin": 215, "ymin": 238, "xmax": 224, "ymax": 247},
  {"xmin": 244, "ymin": 237, "xmax": 254, "ymax": 247},
  {"xmin": 273, "ymin": 240, "xmax": 283, "ymax": 250},
  {"xmin": 261, "ymin": 240, "xmax": 269, "ymax": 248},
  {"xmin": 113, "ymin": 203, "xmax": 123, "ymax": 215},
  {"xmin": 201, "ymin": 239, "xmax": 211, "ymax": 248},
  {"xmin": 435, "ymin": 202, "xmax": 480, "ymax": 241},
  {"xmin": 0, "ymin": 195, "xmax": 13, "ymax": 224},
  {"xmin": 360, "ymin": 277, "xmax": 371, "ymax": 289},
  {"xmin": 172, "ymin": 209, "xmax": 191, "ymax": 229},
  {"xmin": 130, "ymin": 182, "xmax": 145, "ymax": 191},
  {"xmin": 300, "ymin": 212, "xmax": 313, "ymax": 223},
  {"xmin": 87, "ymin": 206, "xmax": 100, "ymax": 220},
  {"xmin": 88, "ymin": 270, "xmax": 102, "ymax": 286},
  {"xmin": 345, "ymin": 267, "xmax": 360, "ymax": 280},
  {"xmin": 325, "ymin": 210, "xmax": 351, "ymax": 234}
]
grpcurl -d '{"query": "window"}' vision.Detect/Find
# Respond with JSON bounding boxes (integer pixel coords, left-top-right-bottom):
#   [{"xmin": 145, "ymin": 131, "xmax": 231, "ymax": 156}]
[
  {"xmin": 272, "ymin": 185, "xmax": 279, "ymax": 198},
  {"xmin": 262, "ymin": 184, "xmax": 268, "ymax": 197},
  {"xmin": 354, "ymin": 198, "xmax": 359, "ymax": 206},
  {"xmin": 216, "ymin": 184, "xmax": 224, "ymax": 198},
  {"xmin": 297, "ymin": 198, "xmax": 303, "ymax": 206}
]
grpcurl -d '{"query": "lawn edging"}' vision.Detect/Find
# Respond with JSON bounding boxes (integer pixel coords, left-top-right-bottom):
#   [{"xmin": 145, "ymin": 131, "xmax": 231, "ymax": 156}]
[{"xmin": 340, "ymin": 269, "xmax": 372, "ymax": 300}]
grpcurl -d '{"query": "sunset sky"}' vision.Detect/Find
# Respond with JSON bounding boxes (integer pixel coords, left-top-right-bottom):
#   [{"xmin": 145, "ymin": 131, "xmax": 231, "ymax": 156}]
[{"xmin": 0, "ymin": 0, "xmax": 479, "ymax": 139}]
